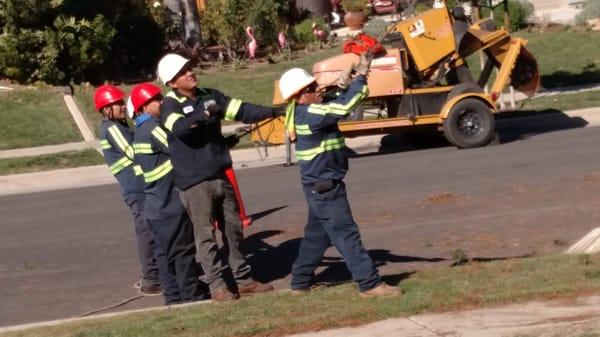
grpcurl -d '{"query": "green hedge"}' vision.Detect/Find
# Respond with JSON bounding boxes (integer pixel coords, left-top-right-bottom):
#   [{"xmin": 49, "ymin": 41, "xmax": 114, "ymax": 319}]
[{"xmin": 0, "ymin": 0, "xmax": 164, "ymax": 85}]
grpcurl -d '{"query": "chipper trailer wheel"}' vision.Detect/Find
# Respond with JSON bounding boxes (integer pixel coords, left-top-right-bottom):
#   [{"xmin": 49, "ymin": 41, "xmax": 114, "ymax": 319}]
[{"xmin": 443, "ymin": 98, "xmax": 495, "ymax": 149}]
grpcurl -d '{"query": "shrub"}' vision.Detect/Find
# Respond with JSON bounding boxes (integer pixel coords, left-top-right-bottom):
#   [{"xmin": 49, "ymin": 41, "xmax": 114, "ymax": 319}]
[
  {"xmin": 0, "ymin": 3, "xmax": 115, "ymax": 84},
  {"xmin": 576, "ymin": 0, "xmax": 600, "ymax": 26},
  {"xmin": 482, "ymin": 0, "xmax": 534, "ymax": 31},
  {"xmin": 291, "ymin": 18, "xmax": 318, "ymax": 46},
  {"xmin": 200, "ymin": 0, "xmax": 287, "ymax": 51},
  {"xmin": 0, "ymin": 0, "xmax": 162, "ymax": 84},
  {"xmin": 341, "ymin": 0, "xmax": 369, "ymax": 14}
]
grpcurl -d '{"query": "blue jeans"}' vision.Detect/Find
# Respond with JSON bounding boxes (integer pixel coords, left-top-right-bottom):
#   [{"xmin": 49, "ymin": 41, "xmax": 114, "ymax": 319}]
[{"xmin": 292, "ymin": 181, "xmax": 380, "ymax": 292}]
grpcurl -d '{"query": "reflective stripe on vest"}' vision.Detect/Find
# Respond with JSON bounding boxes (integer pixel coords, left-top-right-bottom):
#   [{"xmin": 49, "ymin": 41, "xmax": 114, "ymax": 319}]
[
  {"xmin": 100, "ymin": 139, "xmax": 112, "ymax": 149},
  {"xmin": 151, "ymin": 127, "xmax": 169, "ymax": 147},
  {"xmin": 133, "ymin": 143, "xmax": 154, "ymax": 154},
  {"xmin": 143, "ymin": 159, "xmax": 173, "ymax": 183},
  {"xmin": 109, "ymin": 156, "xmax": 133, "ymax": 175},
  {"xmin": 224, "ymin": 98, "xmax": 242, "ymax": 121},
  {"xmin": 295, "ymin": 124, "xmax": 312, "ymax": 135},
  {"xmin": 295, "ymin": 137, "xmax": 345, "ymax": 161},
  {"xmin": 164, "ymin": 113, "xmax": 184, "ymax": 132},
  {"xmin": 108, "ymin": 125, "xmax": 134, "ymax": 159},
  {"xmin": 166, "ymin": 91, "xmax": 187, "ymax": 103},
  {"xmin": 133, "ymin": 165, "xmax": 144, "ymax": 176},
  {"xmin": 307, "ymin": 86, "xmax": 368, "ymax": 116}
]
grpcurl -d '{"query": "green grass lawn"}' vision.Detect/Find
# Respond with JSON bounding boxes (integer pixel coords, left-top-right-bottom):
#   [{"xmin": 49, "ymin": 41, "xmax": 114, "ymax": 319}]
[
  {"xmin": 75, "ymin": 47, "xmax": 341, "ymax": 137},
  {"xmin": 6, "ymin": 30, "xmax": 599, "ymax": 156},
  {"xmin": 516, "ymin": 31, "xmax": 600, "ymax": 89},
  {"xmin": 0, "ymin": 149, "xmax": 104, "ymax": 176},
  {"xmin": 4, "ymin": 254, "xmax": 599, "ymax": 337},
  {"xmin": 0, "ymin": 88, "xmax": 82, "ymax": 150},
  {"xmin": 467, "ymin": 31, "xmax": 600, "ymax": 90},
  {"xmin": 519, "ymin": 90, "xmax": 600, "ymax": 111}
]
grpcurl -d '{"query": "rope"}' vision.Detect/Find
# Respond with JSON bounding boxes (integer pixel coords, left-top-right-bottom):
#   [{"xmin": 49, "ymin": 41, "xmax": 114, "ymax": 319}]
[{"xmin": 76, "ymin": 295, "xmax": 145, "ymax": 317}]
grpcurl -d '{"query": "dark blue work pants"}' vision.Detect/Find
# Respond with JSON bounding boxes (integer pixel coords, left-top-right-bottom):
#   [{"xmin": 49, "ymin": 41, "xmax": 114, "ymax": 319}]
[
  {"xmin": 128, "ymin": 198, "xmax": 160, "ymax": 284},
  {"xmin": 148, "ymin": 212, "xmax": 209, "ymax": 305},
  {"xmin": 291, "ymin": 181, "xmax": 381, "ymax": 292}
]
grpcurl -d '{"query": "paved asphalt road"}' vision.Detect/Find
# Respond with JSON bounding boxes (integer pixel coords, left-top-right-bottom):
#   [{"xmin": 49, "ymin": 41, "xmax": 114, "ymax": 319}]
[{"xmin": 2, "ymin": 117, "xmax": 600, "ymax": 327}]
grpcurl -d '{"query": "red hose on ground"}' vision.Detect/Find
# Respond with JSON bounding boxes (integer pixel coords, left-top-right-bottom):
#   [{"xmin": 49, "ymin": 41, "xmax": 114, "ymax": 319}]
[{"xmin": 225, "ymin": 167, "xmax": 253, "ymax": 227}]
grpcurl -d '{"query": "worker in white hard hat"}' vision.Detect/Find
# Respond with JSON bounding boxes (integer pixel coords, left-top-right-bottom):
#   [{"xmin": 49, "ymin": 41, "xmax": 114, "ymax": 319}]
[
  {"xmin": 156, "ymin": 53, "xmax": 283, "ymax": 302},
  {"xmin": 278, "ymin": 53, "xmax": 400, "ymax": 298}
]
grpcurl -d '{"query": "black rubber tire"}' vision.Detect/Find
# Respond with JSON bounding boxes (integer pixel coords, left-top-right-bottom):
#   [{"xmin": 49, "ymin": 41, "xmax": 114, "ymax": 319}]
[{"xmin": 443, "ymin": 98, "xmax": 495, "ymax": 149}]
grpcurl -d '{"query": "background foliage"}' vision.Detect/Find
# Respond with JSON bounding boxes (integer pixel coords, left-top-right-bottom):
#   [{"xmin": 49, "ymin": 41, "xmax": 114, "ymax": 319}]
[
  {"xmin": 575, "ymin": 0, "xmax": 600, "ymax": 26},
  {"xmin": 200, "ymin": 0, "xmax": 288, "ymax": 51},
  {"xmin": 0, "ymin": 0, "xmax": 163, "ymax": 84}
]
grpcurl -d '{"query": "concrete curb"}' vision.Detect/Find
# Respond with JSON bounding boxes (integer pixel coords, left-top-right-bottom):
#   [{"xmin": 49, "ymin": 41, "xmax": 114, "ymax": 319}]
[
  {"xmin": 0, "ymin": 298, "xmax": 214, "ymax": 333},
  {"xmin": 0, "ymin": 293, "xmax": 598, "ymax": 336},
  {"xmin": 0, "ymin": 141, "xmax": 98, "ymax": 160},
  {"xmin": 0, "ymin": 135, "xmax": 385, "ymax": 197}
]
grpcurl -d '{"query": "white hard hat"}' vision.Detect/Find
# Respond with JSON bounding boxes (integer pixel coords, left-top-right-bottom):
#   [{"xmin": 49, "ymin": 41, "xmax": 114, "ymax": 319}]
[
  {"xmin": 279, "ymin": 68, "xmax": 316, "ymax": 101},
  {"xmin": 157, "ymin": 53, "xmax": 190, "ymax": 84},
  {"xmin": 126, "ymin": 96, "xmax": 135, "ymax": 119}
]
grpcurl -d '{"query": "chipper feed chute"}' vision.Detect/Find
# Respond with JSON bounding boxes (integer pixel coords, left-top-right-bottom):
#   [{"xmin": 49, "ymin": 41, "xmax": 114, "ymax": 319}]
[{"xmin": 485, "ymin": 36, "xmax": 540, "ymax": 99}]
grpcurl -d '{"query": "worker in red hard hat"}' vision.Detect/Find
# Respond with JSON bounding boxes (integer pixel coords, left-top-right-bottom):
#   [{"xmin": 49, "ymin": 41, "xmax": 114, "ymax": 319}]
[
  {"xmin": 156, "ymin": 53, "xmax": 285, "ymax": 301},
  {"xmin": 94, "ymin": 84, "xmax": 162, "ymax": 295},
  {"xmin": 128, "ymin": 83, "xmax": 209, "ymax": 304}
]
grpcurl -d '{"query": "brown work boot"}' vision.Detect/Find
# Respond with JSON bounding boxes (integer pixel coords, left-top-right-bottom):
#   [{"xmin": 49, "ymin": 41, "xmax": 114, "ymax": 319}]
[
  {"xmin": 290, "ymin": 288, "xmax": 310, "ymax": 296},
  {"xmin": 359, "ymin": 283, "xmax": 400, "ymax": 298},
  {"xmin": 237, "ymin": 281, "xmax": 274, "ymax": 295},
  {"xmin": 211, "ymin": 287, "xmax": 239, "ymax": 302}
]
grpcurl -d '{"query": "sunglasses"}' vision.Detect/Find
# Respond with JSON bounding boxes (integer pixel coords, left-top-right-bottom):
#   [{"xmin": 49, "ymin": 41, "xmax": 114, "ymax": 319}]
[{"xmin": 300, "ymin": 82, "xmax": 318, "ymax": 95}]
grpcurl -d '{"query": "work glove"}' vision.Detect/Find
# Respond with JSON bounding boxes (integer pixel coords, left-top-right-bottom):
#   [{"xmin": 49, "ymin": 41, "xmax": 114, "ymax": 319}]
[
  {"xmin": 354, "ymin": 51, "xmax": 374, "ymax": 77},
  {"xmin": 337, "ymin": 66, "xmax": 353, "ymax": 89},
  {"xmin": 224, "ymin": 134, "xmax": 239, "ymax": 148},
  {"xmin": 272, "ymin": 105, "xmax": 287, "ymax": 118},
  {"xmin": 205, "ymin": 102, "xmax": 223, "ymax": 117}
]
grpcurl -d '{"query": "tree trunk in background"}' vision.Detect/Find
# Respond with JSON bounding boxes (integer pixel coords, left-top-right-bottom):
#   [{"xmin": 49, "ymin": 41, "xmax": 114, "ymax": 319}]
[
  {"xmin": 295, "ymin": 0, "xmax": 332, "ymax": 21},
  {"xmin": 164, "ymin": 0, "xmax": 202, "ymax": 51}
]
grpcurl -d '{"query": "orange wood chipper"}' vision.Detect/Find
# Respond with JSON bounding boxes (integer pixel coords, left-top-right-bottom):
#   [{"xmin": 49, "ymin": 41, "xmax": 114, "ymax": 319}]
[{"xmin": 251, "ymin": 2, "xmax": 540, "ymax": 149}]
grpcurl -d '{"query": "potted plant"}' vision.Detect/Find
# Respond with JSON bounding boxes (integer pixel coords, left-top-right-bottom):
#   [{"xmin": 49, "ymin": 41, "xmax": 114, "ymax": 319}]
[{"xmin": 341, "ymin": 0, "xmax": 369, "ymax": 29}]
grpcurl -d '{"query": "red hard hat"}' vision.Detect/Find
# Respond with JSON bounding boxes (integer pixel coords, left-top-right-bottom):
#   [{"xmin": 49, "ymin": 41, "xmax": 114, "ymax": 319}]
[
  {"xmin": 130, "ymin": 83, "xmax": 162, "ymax": 113},
  {"xmin": 94, "ymin": 85, "xmax": 125, "ymax": 111}
]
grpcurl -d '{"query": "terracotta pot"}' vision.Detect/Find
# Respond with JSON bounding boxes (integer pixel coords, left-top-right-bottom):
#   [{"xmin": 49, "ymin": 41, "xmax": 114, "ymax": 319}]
[{"xmin": 344, "ymin": 11, "xmax": 367, "ymax": 30}]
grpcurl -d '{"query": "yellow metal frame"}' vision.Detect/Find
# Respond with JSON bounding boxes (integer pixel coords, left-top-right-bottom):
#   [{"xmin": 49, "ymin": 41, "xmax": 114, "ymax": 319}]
[
  {"xmin": 439, "ymin": 93, "xmax": 498, "ymax": 119},
  {"xmin": 490, "ymin": 38, "xmax": 526, "ymax": 98}
]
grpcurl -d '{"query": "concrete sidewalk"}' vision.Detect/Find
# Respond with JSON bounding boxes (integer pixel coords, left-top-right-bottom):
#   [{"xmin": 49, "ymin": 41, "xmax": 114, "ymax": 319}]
[
  {"xmin": 0, "ymin": 293, "xmax": 597, "ymax": 335},
  {"xmin": 0, "ymin": 124, "xmax": 243, "ymax": 160},
  {"xmin": 288, "ymin": 295, "xmax": 600, "ymax": 337},
  {"xmin": 0, "ymin": 134, "xmax": 384, "ymax": 196}
]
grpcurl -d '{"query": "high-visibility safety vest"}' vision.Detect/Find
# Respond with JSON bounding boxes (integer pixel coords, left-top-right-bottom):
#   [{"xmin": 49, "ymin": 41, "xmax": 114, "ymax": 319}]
[
  {"xmin": 132, "ymin": 115, "xmax": 185, "ymax": 221},
  {"xmin": 290, "ymin": 75, "xmax": 369, "ymax": 185},
  {"xmin": 99, "ymin": 119, "xmax": 144, "ymax": 203},
  {"xmin": 159, "ymin": 87, "xmax": 275, "ymax": 190}
]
